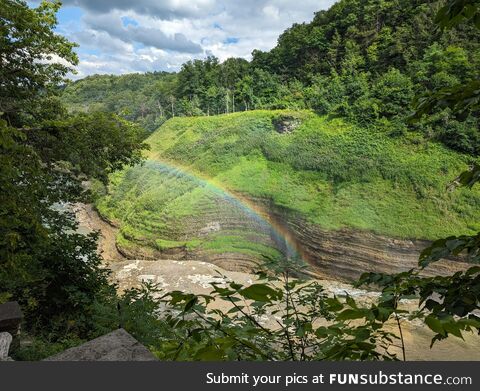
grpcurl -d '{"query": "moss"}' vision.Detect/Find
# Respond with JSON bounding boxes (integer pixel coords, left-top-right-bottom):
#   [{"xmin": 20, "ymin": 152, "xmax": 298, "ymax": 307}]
[
  {"xmin": 154, "ymin": 238, "xmax": 202, "ymax": 251},
  {"xmin": 116, "ymin": 232, "xmax": 135, "ymax": 250},
  {"xmin": 201, "ymin": 235, "xmax": 283, "ymax": 259},
  {"xmin": 155, "ymin": 239, "xmax": 183, "ymax": 251}
]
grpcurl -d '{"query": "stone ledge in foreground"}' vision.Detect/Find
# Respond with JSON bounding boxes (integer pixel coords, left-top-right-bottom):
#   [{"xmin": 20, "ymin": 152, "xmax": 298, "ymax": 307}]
[{"xmin": 44, "ymin": 329, "xmax": 157, "ymax": 361}]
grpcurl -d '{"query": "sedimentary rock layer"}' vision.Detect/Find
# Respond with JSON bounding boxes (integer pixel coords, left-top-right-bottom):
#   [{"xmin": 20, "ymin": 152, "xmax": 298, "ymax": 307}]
[{"xmin": 114, "ymin": 192, "xmax": 469, "ymax": 282}]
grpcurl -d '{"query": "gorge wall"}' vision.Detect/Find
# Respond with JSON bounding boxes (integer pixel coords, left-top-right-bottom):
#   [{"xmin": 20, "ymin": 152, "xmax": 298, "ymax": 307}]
[
  {"xmin": 98, "ymin": 111, "xmax": 477, "ymax": 283},
  {"xmin": 265, "ymin": 200, "xmax": 470, "ymax": 281},
  {"xmin": 110, "ymin": 191, "xmax": 469, "ymax": 283}
]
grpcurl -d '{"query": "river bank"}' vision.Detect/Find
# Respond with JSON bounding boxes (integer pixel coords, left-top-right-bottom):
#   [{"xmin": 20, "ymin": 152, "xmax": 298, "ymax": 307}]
[{"xmin": 74, "ymin": 203, "xmax": 125, "ymax": 262}]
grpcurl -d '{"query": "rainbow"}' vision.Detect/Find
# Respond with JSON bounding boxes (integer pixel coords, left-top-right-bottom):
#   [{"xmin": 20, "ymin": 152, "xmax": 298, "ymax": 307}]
[{"xmin": 145, "ymin": 158, "xmax": 311, "ymax": 265}]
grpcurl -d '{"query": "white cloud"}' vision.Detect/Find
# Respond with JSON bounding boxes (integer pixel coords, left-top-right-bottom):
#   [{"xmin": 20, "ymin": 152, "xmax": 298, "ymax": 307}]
[
  {"xmin": 263, "ymin": 5, "xmax": 280, "ymax": 20},
  {"xmin": 82, "ymin": 12, "xmax": 202, "ymax": 53},
  {"xmin": 74, "ymin": 29, "xmax": 133, "ymax": 54},
  {"xmin": 55, "ymin": 0, "xmax": 339, "ymax": 78},
  {"xmin": 62, "ymin": 0, "xmax": 217, "ymax": 19}
]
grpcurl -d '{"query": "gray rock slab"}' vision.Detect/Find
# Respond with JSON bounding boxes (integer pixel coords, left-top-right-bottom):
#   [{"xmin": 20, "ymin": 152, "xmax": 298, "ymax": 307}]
[
  {"xmin": 44, "ymin": 329, "xmax": 157, "ymax": 361},
  {"xmin": 0, "ymin": 302, "xmax": 23, "ymax": 332},
  {"xmin": 0, "ymin": 332, "xmax": 12, "ymax": 360}
]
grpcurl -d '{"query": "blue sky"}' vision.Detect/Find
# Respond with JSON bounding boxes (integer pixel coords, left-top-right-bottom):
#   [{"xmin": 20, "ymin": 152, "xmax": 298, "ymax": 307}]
[{"xmin": 29, "ymin": 0, "xmax": 337, "ymax": 79}]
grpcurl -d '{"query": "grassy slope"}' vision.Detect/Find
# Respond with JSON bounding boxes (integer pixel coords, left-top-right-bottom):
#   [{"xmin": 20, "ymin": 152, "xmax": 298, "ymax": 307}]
[{"xmin": 97, "ymin": 110, "xmax": 480, "ymax": 257}]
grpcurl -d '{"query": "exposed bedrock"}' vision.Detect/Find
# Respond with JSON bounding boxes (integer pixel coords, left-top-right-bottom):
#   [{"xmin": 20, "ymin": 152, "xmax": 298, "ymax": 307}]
[
  {"xmin": 114, "ymin": 193, "xmax": 284, "ymax": 273},
  {"xmin": 112, "ymin": 191, "xmax": 469, "ymax": 283},
  {"xmin": 117, "ymin": 244, "xmax": 263, "ymax": 274},
  {"xmin": 253, "ymin": 197, "xmax": 470, "ymax": 282}
]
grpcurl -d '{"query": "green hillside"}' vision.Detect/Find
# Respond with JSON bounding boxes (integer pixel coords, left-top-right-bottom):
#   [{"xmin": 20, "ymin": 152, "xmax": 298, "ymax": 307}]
[
  {"xmin": 96, "ymin": 110, "xmax": 480, "ymax": 259},
  {"xmin": 62, "ymin": 72, "xmax": 176, "ymax": 132}
]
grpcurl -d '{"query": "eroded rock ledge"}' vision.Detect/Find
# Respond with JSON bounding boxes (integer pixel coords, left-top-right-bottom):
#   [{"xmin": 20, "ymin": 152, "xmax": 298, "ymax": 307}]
[
  {"xmin": 99, "ymin": 195, "xmax": 469, "ymax": 283},
  {"xmin": 261, "ymin": 197, "xmax": 470, "ymax": 281},
  {"xmin": 44, "ymin": 329, "xmax": 156, "ymax": 361}
]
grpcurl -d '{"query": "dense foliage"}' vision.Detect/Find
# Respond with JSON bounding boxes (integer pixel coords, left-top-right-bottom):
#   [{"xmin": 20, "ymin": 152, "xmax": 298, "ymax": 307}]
[
  {"xmin": 62, "ymin": 72, "xmax": 177, "ymax": 132},
  {"xmin": 0, "ymin": 0, "xmax": 147, "ymax": 357}
]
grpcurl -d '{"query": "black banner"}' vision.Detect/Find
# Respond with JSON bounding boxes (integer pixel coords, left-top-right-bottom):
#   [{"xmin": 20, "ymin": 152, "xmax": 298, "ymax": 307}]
[{"xmin": 0, "ymin": 362, "xmax": 478, "ymax": 390}]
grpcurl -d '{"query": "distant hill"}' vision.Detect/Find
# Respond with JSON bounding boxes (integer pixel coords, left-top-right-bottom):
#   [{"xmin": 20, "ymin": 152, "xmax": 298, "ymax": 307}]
[{"xmin": 62, "ymin": 72, "xmax": 176, "ymax": 132}]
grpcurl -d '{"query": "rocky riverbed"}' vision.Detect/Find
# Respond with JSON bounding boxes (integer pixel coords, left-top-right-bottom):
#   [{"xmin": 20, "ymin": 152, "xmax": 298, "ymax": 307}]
[{"xmin": 75, "ymin": 203, "xmax": 480, "ymax": 361}]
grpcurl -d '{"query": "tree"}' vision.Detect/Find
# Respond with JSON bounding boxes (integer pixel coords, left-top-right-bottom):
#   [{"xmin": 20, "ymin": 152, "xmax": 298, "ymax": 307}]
[
  {"xmin": 236, "ymin": 75, "xmax": 255, "ymax": 111},
  {"xmin": 373, "ymin": 68, "xmax": 414, "ymax": 120},
  {"xmin": 0, "ymin": 0, "xmax": 77, "ymax": 125},
  {"xmin": 0, "ymin": 0, "xmax": 147, "ymax": 347}
]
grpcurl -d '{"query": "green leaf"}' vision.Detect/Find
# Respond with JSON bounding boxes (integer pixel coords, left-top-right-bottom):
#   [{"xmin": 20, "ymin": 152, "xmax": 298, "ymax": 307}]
[
  {"xmin": 0, "ymin": 292, "xmax": 12, "ymax": 305},
  {"xmin": 239, "ymin": 284, "xmax": 283, "ymax": 302},
  {"xmin": 375, "ymin": 306, "xmax": 392, "ymax": 322},
  {"xmin": 315, "ymin": 326, "xmax": 329, "ymax": 338},
  {"xmin": 346, "ymin": 295, "xmax": 357, "ymax": 309},
  {"xmin": 443, "ymin": 321, "xmax": 464, "ymax": 339},
  {"xmin": 337, "ymin": 309, "xmax": 367, "ymax": 321},
  {"xmin": 194, "ymin": 346, "xmax": 226, "ymax": 361},
  {"xmin": 425, "ymin": 315, "xmax": 445, "ymax": 336},
  {"xmin": 325, "ymin": 297, "xmax": 344, "ymax": 312},
  {"xmin": 184, "ymin": 296, "xmax": 198, "ymax": 312}
]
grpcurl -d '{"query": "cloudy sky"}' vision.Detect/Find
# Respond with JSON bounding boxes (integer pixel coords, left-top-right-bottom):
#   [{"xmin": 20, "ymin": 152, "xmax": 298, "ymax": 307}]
[{"xmin": 29, "ymin": 0, "xmax": 337, "ymax": 79}]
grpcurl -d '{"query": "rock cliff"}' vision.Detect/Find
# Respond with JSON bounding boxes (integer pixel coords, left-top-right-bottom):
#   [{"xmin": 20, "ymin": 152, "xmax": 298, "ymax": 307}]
[{"xmin": 112, "ymin": 194, "xmax": 469, "ymax": 282}]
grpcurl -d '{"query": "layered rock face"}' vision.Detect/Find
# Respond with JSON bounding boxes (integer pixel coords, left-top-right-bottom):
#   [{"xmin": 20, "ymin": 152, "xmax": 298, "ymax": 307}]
[
  {"xmin": 110, "ymin": 183, "xmax": 287, "ymax": 273},
  {"xmin": 284, "ymin": 217, "xmax": 468, "ymax": 281},
  {"xmin": 97, "ymin": 161, "xmax": 292, "ymax": 270},
  {"xmin": 255, "ymin": 197, "xmax": 470, "ymax": 282},
  {"xmin": 113, "ymin": 190, "xmax": 469, "ymax": 282},
  {"xmin": 100, "ymin": 161, "xmax": 469, "ymax": 282}
]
